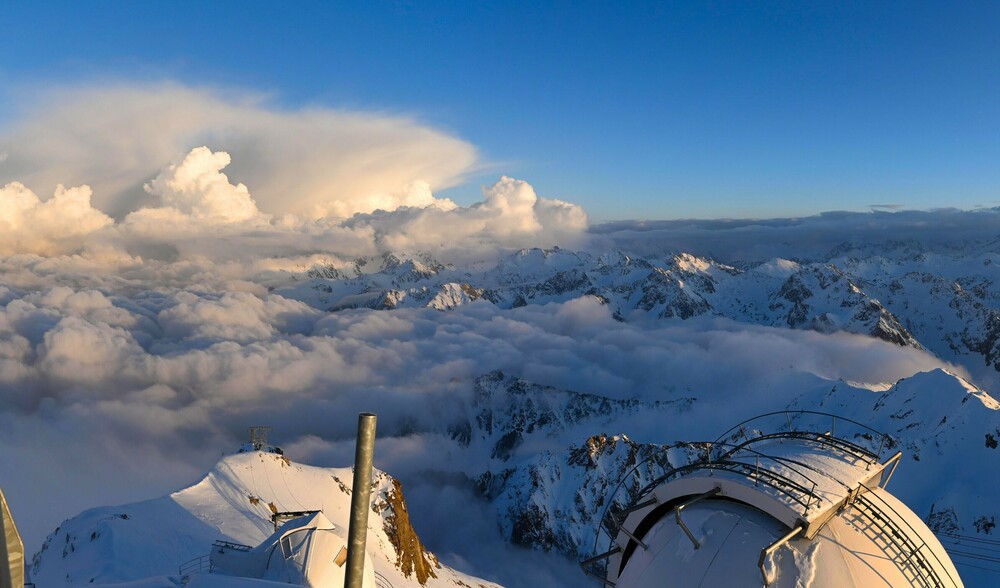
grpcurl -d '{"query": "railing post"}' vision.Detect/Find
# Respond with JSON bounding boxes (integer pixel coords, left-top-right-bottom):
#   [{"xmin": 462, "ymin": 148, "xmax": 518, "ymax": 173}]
[{"xmin": 346, "ymin": 413, "xmax": 377, "ymax": 588}]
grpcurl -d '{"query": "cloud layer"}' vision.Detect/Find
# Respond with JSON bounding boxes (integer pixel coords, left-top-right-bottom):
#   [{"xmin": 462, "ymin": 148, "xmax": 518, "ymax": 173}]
[
  {"xmin": 0, "ymin": 284, "xmax": 961, "ymax": 557},
  {"xmin": 592, "ymin": 207, "xmax": 1000, "ymax": 262}
]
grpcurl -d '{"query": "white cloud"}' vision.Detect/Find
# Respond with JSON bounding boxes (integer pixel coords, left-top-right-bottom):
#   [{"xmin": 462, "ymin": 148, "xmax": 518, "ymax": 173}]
[
  {"xmin": 0, "ymin": 82, "xmax": 477, "ymax": 219},
  {"xmin": 0, "ymin": 144, "xmax": 589, "ymax": 268},
  {"xmin": 142, "ymin": 147, "xmax": 261, "ymax": 224},
  {"xmin": 346, "ymin": 176, "xmax": 590, "ymax": 259},
  {"xmin": 0, "ymin": 181, "xmax": 113, "ymax": 255}
]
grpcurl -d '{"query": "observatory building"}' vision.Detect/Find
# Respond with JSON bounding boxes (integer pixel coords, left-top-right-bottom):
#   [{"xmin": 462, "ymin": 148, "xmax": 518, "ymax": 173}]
[
  {"xmin": 197, "ymin": 511, "xmax": 376, "ymax": 587},
  {"xmin": 582, "ymin": 411, "xmax": 963, "ymax": 588}
]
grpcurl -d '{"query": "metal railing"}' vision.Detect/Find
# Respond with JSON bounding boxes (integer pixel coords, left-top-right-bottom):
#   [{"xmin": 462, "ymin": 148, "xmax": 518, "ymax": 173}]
[
  {"xmin": 178, "ymin": 539, "xmax": 252, "ymax": 577},
  {"xmin": 854, "ymin": 492, "xmax": 959, "ymax": 588},
  {"xmin": 714, "ymin": 410, "xmax": 894, "ymax": 462},
  {"xmin": 178, "ymin": 553, "xmax": 212, "ymax": 576},
  {"xmin": 374, "ymin": 570, "xmax": 395, "ymax": 588}
]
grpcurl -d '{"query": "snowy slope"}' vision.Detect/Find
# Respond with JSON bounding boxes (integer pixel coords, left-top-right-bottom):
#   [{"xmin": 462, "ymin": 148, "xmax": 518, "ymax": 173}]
[{"xmin": 31, "ymin": 451, "xmax": 501, "ymax": 588}]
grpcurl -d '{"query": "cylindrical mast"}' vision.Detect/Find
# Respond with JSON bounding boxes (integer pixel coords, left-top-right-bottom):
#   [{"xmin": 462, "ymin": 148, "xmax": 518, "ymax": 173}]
[{"xmin": 345, "ymin": 412, "xmax": 377, "ymax": 588}]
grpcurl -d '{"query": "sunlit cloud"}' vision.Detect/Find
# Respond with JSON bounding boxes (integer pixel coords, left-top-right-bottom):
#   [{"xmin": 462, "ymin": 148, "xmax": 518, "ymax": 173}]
[{"xmin": 0, "ymin": 82, "xmax": 477, "ymax": 219}]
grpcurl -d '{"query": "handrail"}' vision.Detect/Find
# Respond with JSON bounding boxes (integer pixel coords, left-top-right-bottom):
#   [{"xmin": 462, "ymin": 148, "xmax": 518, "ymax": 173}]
[
  {"xmin": 724, "ymin": 430, "xmax": 879, "ymax": 465},
  {"xmin": 632, "ymin": 445, "xmax": 824, "ymax": 512},
  {"xmin": 178, "ymin": 553, "xmax": 212, "ymax": 576},
  {"xmin": 584, "ymin": 451, "xmax": 827, "ymax": 584}
]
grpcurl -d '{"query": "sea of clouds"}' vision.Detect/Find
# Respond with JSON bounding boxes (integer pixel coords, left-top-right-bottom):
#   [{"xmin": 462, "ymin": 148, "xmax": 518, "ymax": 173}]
[{"xmin": 0, "ymin": 82, "xmax": 994, "ymax": 585}]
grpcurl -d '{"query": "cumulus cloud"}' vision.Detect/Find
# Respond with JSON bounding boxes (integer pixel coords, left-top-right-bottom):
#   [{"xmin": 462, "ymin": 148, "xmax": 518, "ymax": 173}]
[
  {"xmin": 142, "ymin": 147, "xmax": 262, "ymax": 224},
  {"xmin": 0, "ymin": 143, "xmax": 589, "ymax": 267},
  {"xmin": 0, "ymin": 182, "xmax": 113, "ymax": 255},
  {"xmin": 0, "ymin": 81, "xmax": 592, "ymax": 266},
  {"xmin": 346, "ymin": 176, "xmax": 589, "ymax": 257},
  {"xmin": 0, "ymin": 82, "xmax": 477, "ymax": 219}
]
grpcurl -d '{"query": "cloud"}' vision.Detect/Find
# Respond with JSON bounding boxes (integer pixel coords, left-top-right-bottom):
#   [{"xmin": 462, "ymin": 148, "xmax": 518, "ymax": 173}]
[
  {"xmin": 345, "ymin": 176, "xmax": 589, "ymax": 258},
  {"xmin": 0, "ymin": 182, "xmax": 113, "ymax": 256},
  {"xmin": 869, "ymin": 203, "xmax": 905, "ymax": 211},
  {"xmin": 143, "ymin": 147, "xmax": 262, "ymax": 224},
  {"xmin": 0, "ymin": 82, "xmax": 477, "ymax": 219},
  {"xmin": 0, "ymin": 81, "xmax": 590, "ymax": 265},
  {"xmin": 0, "ymin": 143, "xmax": 588, "ymax": 268}
]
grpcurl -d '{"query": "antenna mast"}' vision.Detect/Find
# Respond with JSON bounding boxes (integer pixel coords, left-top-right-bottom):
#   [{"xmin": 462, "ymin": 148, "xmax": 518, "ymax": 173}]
[{"xmin": 248, "ymin": 426, "xmax": 271, "ymax": 451}]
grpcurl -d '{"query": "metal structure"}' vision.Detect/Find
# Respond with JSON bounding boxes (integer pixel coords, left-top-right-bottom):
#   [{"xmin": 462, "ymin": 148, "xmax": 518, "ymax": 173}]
[{"xmin": 273, "ymin": 510, "xmax": 322, "ymax": 532}]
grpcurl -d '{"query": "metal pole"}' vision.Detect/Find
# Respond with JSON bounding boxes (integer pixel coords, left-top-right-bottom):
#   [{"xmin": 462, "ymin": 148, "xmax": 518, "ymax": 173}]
[
  {"xmin": 345, "ymin": 413, "xmax": 377, "ymax": 588},
  {"xmin": 1, "ymin": 485, "xmax": 24, "ymax": 588}
]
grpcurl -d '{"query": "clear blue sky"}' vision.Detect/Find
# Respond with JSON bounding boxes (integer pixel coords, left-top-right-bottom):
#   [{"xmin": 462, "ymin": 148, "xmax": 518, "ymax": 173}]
[{"xmin": 2, "ymin": 1, "xmax": 999, "ymax": 221}]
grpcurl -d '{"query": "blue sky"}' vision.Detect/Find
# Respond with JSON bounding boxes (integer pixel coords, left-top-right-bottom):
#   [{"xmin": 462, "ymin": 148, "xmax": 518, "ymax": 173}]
[{"xmin": 2, "ymin": 1, "xmax": 999, "ymax": 221}]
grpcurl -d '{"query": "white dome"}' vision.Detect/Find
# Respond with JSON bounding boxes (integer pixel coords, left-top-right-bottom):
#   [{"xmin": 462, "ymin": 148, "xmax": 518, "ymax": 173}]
[{"xmin": 586, "ymin": 412, "xmax": 963, "ymax": 588}]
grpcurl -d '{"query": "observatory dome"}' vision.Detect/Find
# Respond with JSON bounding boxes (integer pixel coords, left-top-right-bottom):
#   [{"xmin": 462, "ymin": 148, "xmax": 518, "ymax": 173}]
[{"xmin": 583, "ymin": 411, "xmax": 963, "ymax": 588}]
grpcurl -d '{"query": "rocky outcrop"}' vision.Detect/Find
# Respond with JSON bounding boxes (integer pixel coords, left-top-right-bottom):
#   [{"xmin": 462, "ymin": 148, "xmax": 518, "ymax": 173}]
[{"xmin": 378, "ymin": 477, "xmax": 440, "ymax": 585}]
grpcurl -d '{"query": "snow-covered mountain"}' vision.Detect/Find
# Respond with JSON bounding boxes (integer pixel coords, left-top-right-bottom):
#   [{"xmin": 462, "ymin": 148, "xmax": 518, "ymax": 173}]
[
  {"xmin": 31, "ymin": 451, "xmax": 500, "ymax": 588},
  {"xmin": 276, "ymin": 241, "xmax": 998, "ymax": 389}
]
